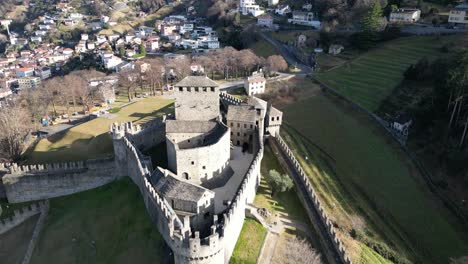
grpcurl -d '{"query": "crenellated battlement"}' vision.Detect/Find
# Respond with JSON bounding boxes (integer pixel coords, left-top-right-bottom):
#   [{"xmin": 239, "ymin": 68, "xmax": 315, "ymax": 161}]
[
  {"xmin": 0, "ymin": 200, "xmax": 48, "ymax": 235},
  {"xmin": 275, "ymin": 135, "xmax": 353, "ymax": 264},
  {"xmin": 220, "ymin": 92, "xmax": 243, "ymax": 106},
  {"xmin": 6, "ymin": 157, "xmax": 114, "ymax": 175}
]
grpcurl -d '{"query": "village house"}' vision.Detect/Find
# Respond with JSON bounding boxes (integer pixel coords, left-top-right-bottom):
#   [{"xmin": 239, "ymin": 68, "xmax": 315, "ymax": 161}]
[
  {"xmin": 35, "ymin": 67, "xmax": 52, "ymax": 80},
  {"xmin": 239, "ymin": 0, "xmax": 265, "ymax": 17},
  {"xmin": 329, "ymin": 44, "xmax": 344, "ymax": 55},
  {"xmin": 288, "ymin": 11, "xmax": 321, "ymax": 28},
  {"xmin": 146, "ymin": 37, "xmax": 160, "ymax": 52},
  {"xmin": 449, "ymin": 4, "xmax": 468, "ymax": 27},
  {"xmin": 257, "ymin": 14, "xmax": 274, "ymax": 28},
  {"xmin": 389, "ymin": 8, "xmax": 421, "ymax": 23},
  {"xmin": 275, "ymin": 5, "xmax": 291, "ymax": 16},
  {"xmin": 244, "ymin": 70, "xmax": 266, "ymax": 96},
  {"xmin": 268, "ymin": 0, "xmax": 279, "ymax": 7}
]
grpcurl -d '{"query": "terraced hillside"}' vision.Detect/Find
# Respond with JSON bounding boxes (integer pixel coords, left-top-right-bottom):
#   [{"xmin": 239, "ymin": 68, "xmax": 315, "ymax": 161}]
[{"xmin": 315, "ymin": 36, "xmax": 457, "ymax": 111}]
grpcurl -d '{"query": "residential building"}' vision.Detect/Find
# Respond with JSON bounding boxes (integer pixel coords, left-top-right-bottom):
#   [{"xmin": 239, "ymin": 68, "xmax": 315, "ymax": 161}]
[
  {"xmin": 329, "ymin": 44, "xmax": 344, "ymax": 55},
  {"xmin": 275, "ymin": 5, "xmax": 291, "ymax": 16},
  {"xmin": 18, "ymin": 76, "xmax": 41, "ymax": 89},
  {"xmin": 288, "ymin": 11, "xmax": 321, "ymax": 28},
  {"xmin": 35, "ymin": 67, "xmax": 52, "ymax": 80},
  {"xmin": 31, "ymin": 36, "xmax": 43, "ymax": 43},
  {"xmin": 244, "ymin": 70, "xmax": 266, "ymax": 96},
  {"xmin": 200, "ymin": 40, "xmax": 220, "ymax": 49},
  {"xmin": 389, "ymin": 8, "xmax": 421, "ymax": 23},
  {"xmin": 268, "ymin": 0, "xmax": 279, "ymax": 6},
  {"xmin": 81, "ymin": 34, "xmax": 89, "ymax": 41},
  {"xmin": 16, "ymin": 68, "xmax": 34, "ymax": 78},
  {"xmin": 449, "ymin": 5, "xmax": 468, "ymax": 26},
  {"xmin": 146, "ymin": 37, "xmax": 160, "ymax": 52},
  {"xmin": 257, "ymin": 14, "xmax": 274, "ymax": 28},
  {"xmin": 100, "ymin": 53, "xmax": 123, "ymax": 70},
  {"xmin": 239, "ymin": 0, "xmax": 265, "ymax": 17},
  {"xmin": 180, "ymin": 23, "xmax": 194, "ymax": 34}
]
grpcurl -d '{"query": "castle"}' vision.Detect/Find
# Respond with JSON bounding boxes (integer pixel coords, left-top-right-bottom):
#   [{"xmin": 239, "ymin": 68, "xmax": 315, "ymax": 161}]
[{"xmin": 0, "ymin": 76, "xmax": 282, "ymax": 264}]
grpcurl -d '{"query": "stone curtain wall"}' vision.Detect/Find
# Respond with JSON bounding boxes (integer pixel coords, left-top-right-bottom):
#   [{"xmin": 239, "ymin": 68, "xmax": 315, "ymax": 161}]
[
  {"xmin": 0, "ymin": 201, "xmax": 47, "ymax": 235},
  {"xmin": 275, "ymin": 135, "xmax": 353, "ymax": 264},
  {"xmin": 0, "ymin": 163, "xmax": 14, "ymax": 198},
  {"xmin": 2, "ymin": 158, "xmax": 117, "ymax": 203},
  {"xmin": 221, "ymin": 132, "xmax": 263, "ymax": 262},
  {"xmin": 111, "ymin": 122, "xmax": 264, "ymax": 264},
  {"xmin": 124, "ymin": 117, "xmax": 167, "ymax": 151}
]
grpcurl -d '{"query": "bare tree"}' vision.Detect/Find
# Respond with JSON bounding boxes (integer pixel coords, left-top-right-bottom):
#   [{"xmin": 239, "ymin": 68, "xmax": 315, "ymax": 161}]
[
  {"xmin": 283, "ymin": 237, "xmax": 322, "ymax": 264},
  {"xmin": 0, "ymin": 102, "xmax": 32, "ymax": 161},
  {"xmin": 266, "ymin": 55, "xmax": 288, "ymax": 74},
  {"xmin": 146, "ymin": 58, "xmax": 165, "ymax": 95},
  {"xmin": 169, "ymin": 57, "xmax": 192, "ymax": 81}
]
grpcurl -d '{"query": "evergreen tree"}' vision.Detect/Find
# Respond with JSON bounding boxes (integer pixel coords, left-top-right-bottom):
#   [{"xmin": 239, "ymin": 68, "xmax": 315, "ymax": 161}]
[
  {"xmin": 361, "ymin": 2, "xmax": 383, "ymax": 33},
  {"xmin": 268, "ymin": 170, "xmax": 294, "ymax": 196}
]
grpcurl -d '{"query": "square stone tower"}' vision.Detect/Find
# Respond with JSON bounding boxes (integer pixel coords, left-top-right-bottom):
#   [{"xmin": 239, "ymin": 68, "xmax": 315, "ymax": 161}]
[{"xmin": 174, "ymin": 76, "xmax": 220, "ymax": 121}]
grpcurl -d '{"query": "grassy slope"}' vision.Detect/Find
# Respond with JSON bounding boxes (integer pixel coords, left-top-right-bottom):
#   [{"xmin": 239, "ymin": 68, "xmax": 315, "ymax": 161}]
[
  {"xmin": 0, "ymin": 215, "xmax": 39, "ymax": 264},
  {"xmin": 315, "ymin": 36, "xmax": 458, "ymax": 112},
  {"xmin": 31, "ymin": 177, "xmax": 166, "ymax": 264},
  {"xmin": 230, "ymin": 218, "xmax": 267, "ymax": 264},
  {"xmin": 26, "ymin": 97, "xmax": 173, "ymax": 163},
  {"xmin": 248, "ymin": 39, "xmax": 278, "ymax": 58},
  {"xmin": 281, "ymin": 90, "xmax": 468, "ymax": 263}
]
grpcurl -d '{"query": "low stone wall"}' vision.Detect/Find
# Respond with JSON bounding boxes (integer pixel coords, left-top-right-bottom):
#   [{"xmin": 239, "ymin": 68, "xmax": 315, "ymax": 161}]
[
  {"xmin": 275, "ymin": 135, "xmax": 352, "ymax": 264},
  {"xmin": 0, "ymin": 201, "xmax": 47, "ymax": 235},
  {"xmin": 2, "ymin": 158, "xmax": 117, "ymax": 203}
]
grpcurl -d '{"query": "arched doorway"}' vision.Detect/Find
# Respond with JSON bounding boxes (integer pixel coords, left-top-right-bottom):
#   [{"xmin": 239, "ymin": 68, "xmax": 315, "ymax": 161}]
[{"xmin": 182, "ymin": 172, "xmax": 189, "ymax": 180}]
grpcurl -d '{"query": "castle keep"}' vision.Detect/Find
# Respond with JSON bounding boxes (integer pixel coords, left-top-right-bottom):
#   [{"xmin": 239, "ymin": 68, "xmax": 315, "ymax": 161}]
[{"xmin": 0, "ymin": 76, "xmax": 283, "ymax": 264}]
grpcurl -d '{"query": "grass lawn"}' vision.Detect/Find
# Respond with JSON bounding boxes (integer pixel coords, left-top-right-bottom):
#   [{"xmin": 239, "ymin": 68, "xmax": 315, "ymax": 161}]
[
  {"xmin": 25, "ymin": 97, "xmax": 174, "ymax": 164},
  {"xmin": 230, "ymin": 218, "xmax": 267, "ymax": 264},
  {"xmin": 31, "ymin": 177, "xmax": 167, "ymax": 264},
  {"xmin": 315, "ymin": 36, "xmax": 459, "ymax": 112},
  {"xmin": 281, "ymin": 86, "xmax": 468, "ymax": 263},
  {"xmin": 254, "ymin": 144, "xmax": 309, "ymax": 224},
  {"xmin": 248, "ymin": 39, "xmax": 278, "ymax": 58},
  {"xmin": 228, "ymin": 87, "xmax": 249, "ymax": 101}
]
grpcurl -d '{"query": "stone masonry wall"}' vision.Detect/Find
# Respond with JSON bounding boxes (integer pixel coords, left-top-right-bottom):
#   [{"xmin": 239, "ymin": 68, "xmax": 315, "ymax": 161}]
[
  {"xmin": 0, "ymin": 201, "xmax": 47, "ymax": 235},
  {"xmin": 275, "ymin": 135, "xmax": 352, "ymax": 264},
  {"xmin": 2, "ymin": 158, "xmax": 117, "ymax": 203},
  {"xmin": 111, "ymin": 121, "xmax": 264, "ymax": 264}
]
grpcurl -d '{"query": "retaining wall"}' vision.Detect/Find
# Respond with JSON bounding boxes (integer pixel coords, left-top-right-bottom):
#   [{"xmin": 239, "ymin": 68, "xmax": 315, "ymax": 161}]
[
  {"xmin": 275, "ymin": 135, "xmax": 352, "ymax": 264},
  {"xmin": 2, "ymin": 158, "xmax": 117, "ymax": 203}
]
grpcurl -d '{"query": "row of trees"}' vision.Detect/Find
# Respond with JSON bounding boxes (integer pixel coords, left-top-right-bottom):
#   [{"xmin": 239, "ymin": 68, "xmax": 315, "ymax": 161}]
[{"xmin": 117, "ymin": 47, "xmax": 288, "ymax": 102}]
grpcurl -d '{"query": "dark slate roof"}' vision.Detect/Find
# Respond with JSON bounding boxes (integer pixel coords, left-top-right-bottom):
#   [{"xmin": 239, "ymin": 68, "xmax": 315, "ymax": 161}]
[
  {"xmin": 174, "ymin": 76, "xmax": 219, "ymax": 87},
  {"xmin": 166, "ymin": 120, "xmax": 218, "ymax": 133},
  {"xmin": 152, "ymin": 169, "xmax": 211, "ymax": 203},
  {"xmin": 227, "ymin": 105, "xmax": 256, "ymax": 122}
]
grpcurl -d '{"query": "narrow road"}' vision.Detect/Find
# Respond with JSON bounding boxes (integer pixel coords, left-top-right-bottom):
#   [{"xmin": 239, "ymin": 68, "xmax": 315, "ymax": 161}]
[
  {"xmin": 270, "ymin": 139, "xmax": 343, "ymax": 264},
  {"xmin": 259, "ymin": 32, "xmax": 313, "ymax": 75}
]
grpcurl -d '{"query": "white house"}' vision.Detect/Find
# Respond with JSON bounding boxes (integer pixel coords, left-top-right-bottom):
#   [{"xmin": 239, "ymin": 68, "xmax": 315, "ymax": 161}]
[
  {"xmin": 81, "ymin": 33, "xmax": 89, "ymax": 41},
  {"xmin": 31, "ymin": 36, "xmax": 42, "ymax": 43},
  {"xmin": 181, "ymin": 39, "xmax": 199, "ymax": 49},
  {"xmin": 180, "ymin": 23, "xmax": 194, "ymax": 34},
  {"xmin": 101, "ymin": 15, "xmax": 110, "ymax": 23},
  {"xmin": 239, "ymin": 0, "xmax": 265, "ymax": 17},
  {"xmin": 244, "ymin": 70, "xmax": 266, "ymax": 96},
  {"xmin": 288, "ymin": 11, "xmax": 321, "ymax": 28},
  {"xmin": 391, "ymin": 114, "xmax": 412, "ymax": 135},
  {"xmin": 100, "ymin": 53, "xmax": 124, "ymax": 70},
  {"xmin": 275, "ymin": 5, "xmax": 291, "ymax": 16},
  {"xmin": 257, "ymin": 14, "xmax": 274, "ymax": 28},
  {"xmin": 449, "ymin": 4, "xmax": 468, "ymax": 27},
  {"xmin": 389, "ymin": 8, "xmax": 421, "ymax": 23},
  {"xmin": 268, "ymin": 0, "xmax": 279, "ymax": 6}
]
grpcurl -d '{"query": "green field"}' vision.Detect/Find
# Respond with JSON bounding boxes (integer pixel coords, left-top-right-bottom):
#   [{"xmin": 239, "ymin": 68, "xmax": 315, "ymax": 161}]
[
  {"xmin": 230, "ymin": 218, "xmax": 267, "ymax": 264},
  {"xmin": 26, "ymin": 97, "xmax": 173, "ymax": 164},
  {"xmin": 315, "ymin": 36, "xmax": 457, "ymax": 111},
  {"xmin": 31, "ymin": 177, "xmax": 166, "ymax": 264},
  {"xmin": 281, "ymin": 88, "xmax": 468, "ymax": 263}
]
